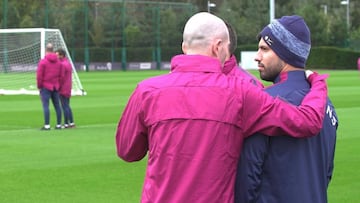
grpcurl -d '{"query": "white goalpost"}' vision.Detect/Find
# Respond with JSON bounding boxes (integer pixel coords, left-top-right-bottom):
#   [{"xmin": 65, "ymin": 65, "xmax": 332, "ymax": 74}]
[{"xmin": 0, "ymin": 28, "xmax": 85, "ymax": 95}]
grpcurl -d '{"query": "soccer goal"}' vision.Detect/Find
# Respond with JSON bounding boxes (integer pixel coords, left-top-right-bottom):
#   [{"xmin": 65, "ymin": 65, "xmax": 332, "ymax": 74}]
[{"xmin": 0, "ymin": 28, "xmax": 85, "ymax": 95}]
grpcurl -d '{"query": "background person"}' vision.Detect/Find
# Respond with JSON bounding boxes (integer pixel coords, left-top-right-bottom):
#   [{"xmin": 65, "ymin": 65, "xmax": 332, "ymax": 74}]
[
  {"xmin": 37, "ymin": 43, "xmax": 63, "ymax": 130},
  {"xmin": 223, "ymin": 21, "xmax": 263, "ymax": 88},
  {"xmin": 235, "ymin": 15, "xmax": 338, "ymax": 203},
  {"xmin": 115, "ymin": 12, "xmax": 328, "ymax": 203},
  {"xmin": 56, "ymin": 48, "xmax": 75, "ymax": 128}
]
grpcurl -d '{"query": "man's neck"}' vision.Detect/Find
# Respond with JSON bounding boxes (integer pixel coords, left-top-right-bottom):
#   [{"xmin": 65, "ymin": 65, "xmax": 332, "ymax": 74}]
[{"xmin": 281, "ymin": 64, "xmax": 304, "ymax": 73}]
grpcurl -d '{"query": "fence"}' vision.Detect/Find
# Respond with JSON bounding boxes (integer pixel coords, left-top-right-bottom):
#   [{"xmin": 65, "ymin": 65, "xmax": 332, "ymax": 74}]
[{"xmin": 0, "ymin": 0, "xmax": 196, "ymax": 71}]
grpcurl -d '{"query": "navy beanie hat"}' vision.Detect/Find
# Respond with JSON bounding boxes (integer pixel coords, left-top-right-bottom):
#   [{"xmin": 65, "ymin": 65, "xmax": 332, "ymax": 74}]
[{"xmin": 259, "ymin": 15, "xmax": 311, "ymax": 68}]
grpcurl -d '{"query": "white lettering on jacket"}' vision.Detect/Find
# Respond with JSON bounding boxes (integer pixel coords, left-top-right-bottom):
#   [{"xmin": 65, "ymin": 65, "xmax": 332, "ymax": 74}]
[{"xmin": 326, "ymin": 105, "xmax": 337, "ymax": 126}]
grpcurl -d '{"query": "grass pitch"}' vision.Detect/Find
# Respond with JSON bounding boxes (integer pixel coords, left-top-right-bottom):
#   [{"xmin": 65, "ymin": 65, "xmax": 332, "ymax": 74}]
[{"xmin": 0, "ymin": 70, "xmax": 359, "ymax": 202}]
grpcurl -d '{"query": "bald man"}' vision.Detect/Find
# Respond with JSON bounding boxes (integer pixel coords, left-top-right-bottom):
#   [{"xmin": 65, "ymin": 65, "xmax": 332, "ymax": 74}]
[{"xmin": 115, "ymin": 12, "xmax": 328, "ymax": 202}]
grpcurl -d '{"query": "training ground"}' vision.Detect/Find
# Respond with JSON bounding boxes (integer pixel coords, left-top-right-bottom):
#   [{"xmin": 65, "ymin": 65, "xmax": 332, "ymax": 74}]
[{"xmin": 0, "ymin": 70, "xmax": 359, "ymax": 202}]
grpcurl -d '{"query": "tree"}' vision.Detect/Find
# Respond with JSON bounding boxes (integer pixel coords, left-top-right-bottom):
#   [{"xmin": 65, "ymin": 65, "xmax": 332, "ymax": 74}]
[
  {"xmin": 1, "ymin": 0, "xmax": 359, "ymax": 58},
  {"xmin": 159, "ymin": 8, "xmax": 188, "ymax": 47},
  {"xmin": 296, "ymin": 4, "xmax": 330, "ymax": 46},
  {"xmin": 218, "ymin": 0, "xmax": 268, "ymax": 46},
  {"xmin": 124, "ymin": 25, "xmax": 143, "ymax": 48}
]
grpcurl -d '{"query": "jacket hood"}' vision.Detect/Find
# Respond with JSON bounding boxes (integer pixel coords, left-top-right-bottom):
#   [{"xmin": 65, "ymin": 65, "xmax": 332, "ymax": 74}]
[{"xmin": 45, "ymin": 53, "xmax": 59, "ymax": 63}]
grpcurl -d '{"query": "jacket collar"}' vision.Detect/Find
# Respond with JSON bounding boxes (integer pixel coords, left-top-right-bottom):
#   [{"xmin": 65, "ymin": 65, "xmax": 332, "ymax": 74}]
[{"xmin": 170, "ymin": 54, "xmax": 222, "ymax": 73}]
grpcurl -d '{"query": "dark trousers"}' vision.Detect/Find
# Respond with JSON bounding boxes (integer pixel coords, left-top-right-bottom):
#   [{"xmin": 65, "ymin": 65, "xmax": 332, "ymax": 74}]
[
  {"xmin": 40, "ymin": 88, "xmax": 62, "ymax": 126},
  {"xmin": 60, "ymin": 95, "xmax": 74, "ymax": 125}
]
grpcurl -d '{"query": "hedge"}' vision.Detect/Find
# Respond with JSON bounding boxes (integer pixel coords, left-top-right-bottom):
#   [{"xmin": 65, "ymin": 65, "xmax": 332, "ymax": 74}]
[
  {"xmin": 307, "ymin": 47, "xmax": 359, "ymax": 70},
  {"xmin": 69, "ymin": 46, "xmax": 360, "ymax": 70}
]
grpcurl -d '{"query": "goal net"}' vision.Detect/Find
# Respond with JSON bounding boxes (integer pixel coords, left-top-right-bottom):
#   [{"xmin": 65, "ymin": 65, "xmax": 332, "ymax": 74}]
[{"xmin": 0, "ymin": 28, "xmax": 85, "ymax": 95}]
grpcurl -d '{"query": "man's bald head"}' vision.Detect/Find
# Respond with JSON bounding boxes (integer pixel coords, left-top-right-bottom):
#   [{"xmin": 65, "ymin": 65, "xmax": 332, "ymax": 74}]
[
  {"xmin": 181, "ymin": 12, "xmax": 230, "ymax": 65},
  {"xmin": 46, "ymin": 43, "xmax": 54, "ymax": 53}
]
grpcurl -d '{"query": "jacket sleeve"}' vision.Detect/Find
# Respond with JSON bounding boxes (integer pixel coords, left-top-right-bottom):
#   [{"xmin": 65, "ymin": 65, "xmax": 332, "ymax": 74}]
[
  {"xmin": 327, "ymin": 144, "xmax": 335, "ymax": 186},
  {"xmin": 115, "ymin": 85, "xmax": 148, "ymax": 162},
  {"xmin": 235, "ymin": 133, "xmax": 269, "ymax": 202},
  {"xmin": 36, "ymin": 61, "xmax": 44, "ymax": 89},
  {"xmin": 59, "ymin": 62, "xmax": 66, "ymax": 91},
  {"xmin": 241, "ymin": 73, "xmax": 328, "ymax": 138},
  {"xmin": 326, "ymin": 101, "xmax": 338, "ymax": 186}
]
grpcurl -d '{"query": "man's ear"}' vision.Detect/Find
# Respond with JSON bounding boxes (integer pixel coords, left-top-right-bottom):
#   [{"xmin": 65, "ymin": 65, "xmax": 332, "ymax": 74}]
[
  {"xmin": 211, "ymin": 39, "xmax": 222, "ymax": 58},
  {"xmin": 182, "ymin": 42, "xmax": 187, "ymax": 54}
]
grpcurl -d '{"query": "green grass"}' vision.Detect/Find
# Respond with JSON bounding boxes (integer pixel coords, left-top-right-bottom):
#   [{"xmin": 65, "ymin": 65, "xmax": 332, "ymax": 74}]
[{"xmin": 0, "ymin": 70, "xmax": 359, "ymax": 202}]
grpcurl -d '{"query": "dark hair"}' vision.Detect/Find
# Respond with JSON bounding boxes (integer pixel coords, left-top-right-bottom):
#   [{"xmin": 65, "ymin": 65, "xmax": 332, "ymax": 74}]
[
  {"xmin": 224, "ymin": 21, "xmax": 237, "ymax": 55},
  {"xmin": 56, "ymin": 48, "xmax": 66, "ymax": 57}
]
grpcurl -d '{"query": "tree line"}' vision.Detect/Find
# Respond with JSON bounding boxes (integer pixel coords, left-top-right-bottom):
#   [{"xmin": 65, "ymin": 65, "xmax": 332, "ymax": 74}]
[{"xmin": 1, "ymin": 0, "xmax": 359, "ymax": 61}]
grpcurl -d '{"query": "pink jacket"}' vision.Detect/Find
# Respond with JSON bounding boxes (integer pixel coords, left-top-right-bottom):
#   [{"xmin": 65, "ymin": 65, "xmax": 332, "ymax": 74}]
[
  {"xmin": 223, "ymin": 55, "xmax": 264, "ymax": 88},
  {"xmin": 116, "ymin": 54, "xmax": 327, "ymax": 203},
  {"xmin": 37, "ymin": 53, "xmax": 63, "ymax": 91},
  {"xmin": 59, "ymin": 57, "xmax": 72, "ymax": 98}
]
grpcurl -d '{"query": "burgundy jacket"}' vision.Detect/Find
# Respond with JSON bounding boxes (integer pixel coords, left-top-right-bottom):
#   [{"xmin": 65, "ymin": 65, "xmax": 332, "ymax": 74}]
[
  {"xmin": 37, "ymin": 53, "xmax": 63, "ymax": 91},
  {"xmin": 59, "ymin": 57, "xmax": 72, "ymax": 98},
  {"xmin": 116, "ymin": 54, "xmax": 328, "ymax": 203}
]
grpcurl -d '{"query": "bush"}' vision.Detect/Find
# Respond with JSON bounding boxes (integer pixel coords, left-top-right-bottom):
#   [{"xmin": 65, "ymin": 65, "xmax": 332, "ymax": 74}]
[
  {"xmin": 307, "ymin": 47, "xmax": 360, "ymax": 70},
  {"xmin": 69, "ymin": 46, "xmax": 360, "ymax": 70}
]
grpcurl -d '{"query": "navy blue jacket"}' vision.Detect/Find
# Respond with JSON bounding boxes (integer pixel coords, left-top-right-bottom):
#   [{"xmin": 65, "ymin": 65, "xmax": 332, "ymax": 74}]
[{"xmin": 235, "ymin": 71, "xmax": 338, "ymax": 203}]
